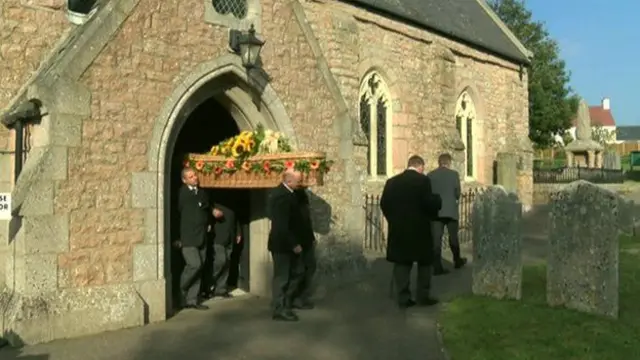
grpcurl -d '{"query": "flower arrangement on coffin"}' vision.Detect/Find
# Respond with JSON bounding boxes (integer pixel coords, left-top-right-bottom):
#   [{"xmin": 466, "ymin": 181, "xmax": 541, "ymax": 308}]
[{"xmin": 184, "ymin": 124, "xmax": 333, "ymax": 188}]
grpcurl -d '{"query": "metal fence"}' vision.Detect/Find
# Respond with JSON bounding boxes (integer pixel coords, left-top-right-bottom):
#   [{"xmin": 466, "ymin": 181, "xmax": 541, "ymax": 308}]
[
  {"xmin": 532, "ymin": 166, "xmax": 625, "ymax": 184},
  {"xmin": 363, "ymin": 188, "xmax": 483, "ymax": 253}
]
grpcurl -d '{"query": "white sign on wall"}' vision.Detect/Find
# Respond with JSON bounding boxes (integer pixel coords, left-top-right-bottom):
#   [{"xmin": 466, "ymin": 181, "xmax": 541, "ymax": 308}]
[{"xmin": 0, "ymin": 193, "xmax": 11, "ymax": 220}]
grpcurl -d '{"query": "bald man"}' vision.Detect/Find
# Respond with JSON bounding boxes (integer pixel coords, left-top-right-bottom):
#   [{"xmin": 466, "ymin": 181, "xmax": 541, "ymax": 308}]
[{"xmin": 267, "ymin": 169, "xmax": 307, "ymax": 321}]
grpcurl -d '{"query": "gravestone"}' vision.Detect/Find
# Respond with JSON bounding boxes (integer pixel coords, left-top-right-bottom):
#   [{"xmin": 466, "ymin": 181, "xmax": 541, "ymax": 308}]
[
  {"xmin": 547, "ymin": 180, "xmax": 619, "ymax": 318},
  {"xmin": 471, "ymin": 186, "xmax": 523, "ymax": 300},
  {"xmin": 496, "ymin": 152, "xmax": 518, "ymax": 194},
  {"xmin": 603, "ymin": 152, "xmax": 621, "ymax": 170}
]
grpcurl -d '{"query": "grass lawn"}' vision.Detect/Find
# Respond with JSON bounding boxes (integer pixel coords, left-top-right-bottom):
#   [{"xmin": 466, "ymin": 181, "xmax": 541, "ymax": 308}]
[{"xmin": 439, "ymin": 236, "xmax": 640, "ymax": 360}]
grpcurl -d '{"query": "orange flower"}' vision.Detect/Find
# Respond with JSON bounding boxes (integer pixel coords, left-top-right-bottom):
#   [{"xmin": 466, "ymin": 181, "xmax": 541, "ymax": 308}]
[
  {"xmin": 214, "ymin": 167, "xmax": 223, "ymax": 175},
  {"xmin": 309, "ymin": 160, "xmax": 320, "ymax": 170},
  {"xmin": 241, "ymin": 161, "xmax": 251, "ymax": 172},
  {"xmin": 195, "ymin": 160, "xmax": 205, "ymax": 171},
  {"xmin": 183, "ymin": 159, "xmax": 190, "ymax": 168},
  {"xmin": 284, "ymin": 160, "xmax": 295, "ymax": 169},
  {"xmin": 225, "ymin": 159, "xmax": 235, "ymax": 169},
  {"xmin": 263, "ymin": 161, "xmax": 271, "ymax": 172}
]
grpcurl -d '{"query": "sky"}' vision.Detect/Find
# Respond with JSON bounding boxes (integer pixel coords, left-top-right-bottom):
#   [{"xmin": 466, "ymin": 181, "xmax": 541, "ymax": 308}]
[{"xmin": 524, "ymin": 0, "xmax": 638, "ymax": 125}]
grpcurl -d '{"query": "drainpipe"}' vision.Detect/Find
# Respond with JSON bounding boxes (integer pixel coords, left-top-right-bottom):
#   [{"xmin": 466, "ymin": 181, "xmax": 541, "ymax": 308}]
[{"xmin": 0, "ymin": 100, "xmax": 41, "ymax": 182}]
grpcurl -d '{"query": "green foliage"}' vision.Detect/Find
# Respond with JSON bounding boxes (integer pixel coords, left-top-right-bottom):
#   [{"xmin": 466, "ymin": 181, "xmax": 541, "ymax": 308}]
[
  {"xmin": 489, "ymin": 0, "xmax": 579, "ymax": 148},
  {"xmin": 591, "ymin": 124, "xmax": 616, "ymax": 147}
]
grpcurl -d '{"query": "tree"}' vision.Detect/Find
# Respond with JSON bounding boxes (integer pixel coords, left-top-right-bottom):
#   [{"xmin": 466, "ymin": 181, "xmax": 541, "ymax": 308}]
[
  {"xmin": 489, "ymin": 0, "xmax": 579, "ymax": 148},
  {"xmin": 591, "ymin": 124, "xmax": 615, "ymax": 147}
]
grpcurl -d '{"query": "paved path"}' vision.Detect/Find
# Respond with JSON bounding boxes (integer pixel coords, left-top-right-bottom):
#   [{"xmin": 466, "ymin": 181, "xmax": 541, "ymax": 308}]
[{"xmin": 1, "ymin": 258, "xmax": 472, "ymax": 360}]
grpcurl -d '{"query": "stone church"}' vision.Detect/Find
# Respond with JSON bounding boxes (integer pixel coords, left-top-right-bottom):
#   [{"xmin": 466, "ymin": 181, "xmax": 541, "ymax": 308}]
[{"xmin": 0, "ymin": 0, "xmax": 532, "ymax": 344}]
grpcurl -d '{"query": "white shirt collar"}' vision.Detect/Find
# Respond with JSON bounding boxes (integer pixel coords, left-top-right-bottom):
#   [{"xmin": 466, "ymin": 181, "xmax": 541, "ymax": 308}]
[{"xmin": 282, "ymin": 182, "xmax": 294, "ymax": 193}]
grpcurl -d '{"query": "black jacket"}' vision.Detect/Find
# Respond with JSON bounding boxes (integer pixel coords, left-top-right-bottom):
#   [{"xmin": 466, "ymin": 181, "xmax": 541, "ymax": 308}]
[
  {"xmin": 267, "ymin": 184, "xmax": 307, "ymax": 253},
  {"xmin": 380, "ymin": 170, "xmax": 441, "ymax": 264},
  {"xmin": 178, "ymin": 184, "xmax": 211, "ymax": 248},
  {"xmin": 212, "ymin": 203, "xmax": 239, "ymax": 247}
]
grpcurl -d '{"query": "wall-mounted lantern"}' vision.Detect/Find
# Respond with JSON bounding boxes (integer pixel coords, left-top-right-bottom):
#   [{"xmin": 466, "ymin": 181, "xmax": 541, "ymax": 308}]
[{"xmin": 229, "ymin": 24, "xmax": 265, "ymax": 69}]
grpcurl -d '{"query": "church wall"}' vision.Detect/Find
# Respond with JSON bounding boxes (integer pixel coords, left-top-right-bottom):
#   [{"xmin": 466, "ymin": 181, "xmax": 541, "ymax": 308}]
[
  {"xmin": 53, "ymin": 0, "xmax": 354, "ymax": 289},
  {"xmin": 303, "ymin": 1, "xmax": 531, "ymax": 199},
  {"xmin": 0, "ymin": 0, "xmax": 71, "ymax": 292},
  {"xmin": 0, "ymin": 0, "xmax": 71, "ymax": 146}
]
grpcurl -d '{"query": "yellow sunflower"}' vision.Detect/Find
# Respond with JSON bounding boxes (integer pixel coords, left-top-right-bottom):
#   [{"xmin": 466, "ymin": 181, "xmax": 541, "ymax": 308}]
[
  {"xmin": 209, "ymin": 145, "xmax": 219, "ymax": 156},
  {"xmin": 231, "ymin": 138, "xmax": 249, "ymax": 157},
  {"xmin": 238, "ymin": 131, "xmax": 253, "ymax": 141},
  {"xmin": 246, "ymin": 139, "xmax": 256, "ymax": 152}
]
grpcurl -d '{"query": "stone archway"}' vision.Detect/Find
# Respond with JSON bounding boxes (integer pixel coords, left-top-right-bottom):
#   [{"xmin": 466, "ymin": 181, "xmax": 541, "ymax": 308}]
[{"xmin": 135, "ymin": 54, "xmax": 296, "ymax": 318}]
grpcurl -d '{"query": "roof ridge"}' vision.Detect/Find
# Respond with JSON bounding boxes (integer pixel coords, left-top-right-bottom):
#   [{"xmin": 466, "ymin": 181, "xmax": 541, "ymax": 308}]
[{"xmin": 474, "ymin": 0, "xmax": 533, "ymax": 61}]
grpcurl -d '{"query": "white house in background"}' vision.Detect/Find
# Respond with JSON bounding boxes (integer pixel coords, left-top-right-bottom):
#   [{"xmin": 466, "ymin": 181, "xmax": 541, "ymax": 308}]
[{"xmin": 556, "ymin": 97, "xmax": 617, "ymax": 144}]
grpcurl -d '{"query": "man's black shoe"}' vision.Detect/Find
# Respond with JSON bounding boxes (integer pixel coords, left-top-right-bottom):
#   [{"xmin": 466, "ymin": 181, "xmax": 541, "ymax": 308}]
[
  {"xmin": 454, "ymin": 258, "xmax": 468, "ymax": 269},
  {"xmin": 292, "ymin": 301, "xmax": 315, "ymax": 310},
  {"xmin": 398, "ymin": 299, "xmax": 416, "ymax": 309},
  {"xmin": 272, "ymin": 311, "xmax": 299, "ymax": 321},
  {"xmin": 417, "ymin": 298, "xmax": 439, "ymax": 307}
]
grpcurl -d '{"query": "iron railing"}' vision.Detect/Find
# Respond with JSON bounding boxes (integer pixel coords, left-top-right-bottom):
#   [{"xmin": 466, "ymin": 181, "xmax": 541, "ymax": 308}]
[
  {"xmin": 533, "ymin": 166, "xmax": 625, "ymax": 184},
  {"xmin": 363, "ymin": 188, "xmax": 484, "ymax": 252}
]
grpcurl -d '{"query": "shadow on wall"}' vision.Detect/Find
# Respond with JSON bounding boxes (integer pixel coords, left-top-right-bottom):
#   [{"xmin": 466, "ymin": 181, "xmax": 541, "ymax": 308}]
[{"xmin": 306, "ymin": 189, "xmax": 333, "ymax": 235}]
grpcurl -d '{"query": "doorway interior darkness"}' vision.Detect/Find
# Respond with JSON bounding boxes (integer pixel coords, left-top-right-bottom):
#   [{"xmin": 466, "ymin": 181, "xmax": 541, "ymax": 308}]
[{"xmin": 168, "ymin": 97, "xmax": 250, "ymax": 314}]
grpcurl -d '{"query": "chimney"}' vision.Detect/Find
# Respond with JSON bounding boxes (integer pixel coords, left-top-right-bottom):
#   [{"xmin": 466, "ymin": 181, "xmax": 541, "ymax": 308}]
[{"xmin": 602, "ymin": 97, "xmax": 611, "ymax": 110}]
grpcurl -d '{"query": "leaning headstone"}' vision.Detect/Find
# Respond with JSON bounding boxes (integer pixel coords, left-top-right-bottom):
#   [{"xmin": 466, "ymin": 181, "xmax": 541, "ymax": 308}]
[
  {"xmin": 603, "ymin": 152, "xmax": 621, "ymax": 170},
  {"xmin": 471, "ymin": 186, "xmax": 523, "ymax": 300},
  {"xmin": 547, "ymin": 180, "xmax": 619, "ymax": 318}
]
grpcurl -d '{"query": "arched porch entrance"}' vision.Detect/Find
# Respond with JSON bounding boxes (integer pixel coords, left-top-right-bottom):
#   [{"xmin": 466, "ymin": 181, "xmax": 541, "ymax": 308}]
[{"xmin": 147, "ymin": 55, "xmax": 296, "ymax": 315}]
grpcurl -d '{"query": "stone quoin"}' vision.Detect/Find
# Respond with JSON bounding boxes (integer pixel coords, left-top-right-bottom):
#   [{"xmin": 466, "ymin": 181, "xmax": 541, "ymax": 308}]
[{"xmin": 0, "ymin": 0, "xmax": 532, "ymax": 345}]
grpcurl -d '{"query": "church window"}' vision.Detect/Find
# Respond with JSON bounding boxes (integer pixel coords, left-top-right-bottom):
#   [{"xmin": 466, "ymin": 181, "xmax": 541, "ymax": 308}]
[
  {"xmin": 212, "ymin": 0, "xmax": 248, "ymax": 19},
  {"xmin": 455, "ymin": 91, "xmax": 478, "ymax": 179},
  {"xmin": 359, "ymin": 72, "xmax": 393, "ymax": 177}
]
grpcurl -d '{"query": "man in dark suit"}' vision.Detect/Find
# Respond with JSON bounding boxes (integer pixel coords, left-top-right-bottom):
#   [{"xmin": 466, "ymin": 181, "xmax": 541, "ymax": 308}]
[
  {"xmin": 206, "ymin": 202, "xmax": 241, "ymax": 298},
  {"xmin": 178, "ymin": 167, "xmax": 222, "ymax": 310},
  {"xmin": 267, "ymin": 169, "xmax": 306, "ymax": 321},
  {"xmin": 428, "ymin": 153, "xmax": 468, "ymax": 275},
  {"xmin": 291, "ymin": 187, "xmax": 317, "ymax": 310},
  {"xmin": 380, "ymin": 155, "xmax": 441, "ymax": 308}
]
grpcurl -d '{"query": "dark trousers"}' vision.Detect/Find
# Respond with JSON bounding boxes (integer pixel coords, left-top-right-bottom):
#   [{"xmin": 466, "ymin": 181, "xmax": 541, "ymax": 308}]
[
  {"xmin": 181, "ymin": 246, "xmax": 206, "ymax": 305},
  {"xmin": 212, "ymin": 243, "xmax": 232, "ymax": 294},
  {"xmin": 293, "ymin": 244, "xmax": 317, "ymax": 303},
  {"xmin": 431, "ymin": 218, "xmax": 461, "ymax": 268},
  {"xmin": 271, "ymin": 252, "xmax": 305, "ymax": 313},
  {"xmin": 393, "ymin": 262, "xmax": 432, "ymax": 304}
]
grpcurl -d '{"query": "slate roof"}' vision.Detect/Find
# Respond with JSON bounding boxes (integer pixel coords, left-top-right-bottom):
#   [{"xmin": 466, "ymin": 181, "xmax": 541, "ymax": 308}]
[
  {"xmin": 344, "ymin": 0, "xmax": 531, "ymax": 64},
  {"xmin": 617, "ymin": 126, "xmax": 640, "ymax": 141}
]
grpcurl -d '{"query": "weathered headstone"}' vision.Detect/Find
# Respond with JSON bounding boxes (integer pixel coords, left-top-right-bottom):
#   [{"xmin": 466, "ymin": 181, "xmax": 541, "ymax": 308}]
[
  {"xmin": 496, "ymin": 152, "xmax": 518, "ymax": 194},
  {"xmin": 547, "ymin": 180, "xmax": 619, "ymax": 318},
  {"xmin": 471, "ymin": 186, "xmax": 523, "ymax": 300},
  {"xmin": 603, "ymin": 152, "xmax": 621, "ymax": 170}
]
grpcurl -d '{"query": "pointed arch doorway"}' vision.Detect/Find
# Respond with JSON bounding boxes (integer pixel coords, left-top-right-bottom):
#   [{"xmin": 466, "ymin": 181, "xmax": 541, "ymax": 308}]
[{"xmin": 147, "ymin": 56, "xmax": 297, "ymax": 316}]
